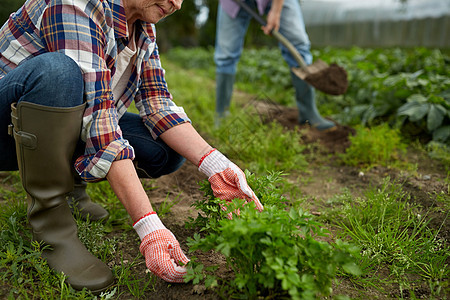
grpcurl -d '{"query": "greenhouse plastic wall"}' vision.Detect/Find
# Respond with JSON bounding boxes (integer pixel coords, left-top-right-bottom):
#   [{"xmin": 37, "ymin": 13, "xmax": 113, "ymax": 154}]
[{"xmin": 301, "ymin": 0, "xmax": 450, "ymax": 48}]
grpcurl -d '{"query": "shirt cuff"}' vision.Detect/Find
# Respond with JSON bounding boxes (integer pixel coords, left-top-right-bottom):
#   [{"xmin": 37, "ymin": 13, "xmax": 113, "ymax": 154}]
[{"xmin": 75, "ymin": 140, "xmax": 134, "ymax": 182}]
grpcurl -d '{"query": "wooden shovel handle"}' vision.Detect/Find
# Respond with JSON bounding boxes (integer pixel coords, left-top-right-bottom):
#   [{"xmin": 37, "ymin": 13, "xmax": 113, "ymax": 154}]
[{"xmin": 271, "ymin": 31, "xmax": 308, "ymax": 69}]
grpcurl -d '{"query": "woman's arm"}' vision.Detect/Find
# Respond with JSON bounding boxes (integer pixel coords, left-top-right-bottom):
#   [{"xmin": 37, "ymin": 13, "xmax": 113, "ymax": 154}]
[
  {"xmin": 106, "ymin": 122, "xmax": 212, "ymax": 222},
  {"xmin": 106, "ymin": 159, "xmax": 153, "ymax": 223},
  {"xmin": 107, "ymin": 157, "xmax": 189, "ymax": 283},
  {"xmin": 159, "ymin": 122, "xmax": 213, "ymax": 166}
]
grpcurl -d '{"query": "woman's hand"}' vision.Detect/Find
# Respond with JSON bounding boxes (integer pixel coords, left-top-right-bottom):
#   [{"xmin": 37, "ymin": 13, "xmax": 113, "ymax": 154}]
[
  {"xmin": 198, "ymin": 149, "xmax": 263, "ymax": 218},
  {"xmin": 134, "ymin": 212, "xmax": 189, "ymax": 283}
]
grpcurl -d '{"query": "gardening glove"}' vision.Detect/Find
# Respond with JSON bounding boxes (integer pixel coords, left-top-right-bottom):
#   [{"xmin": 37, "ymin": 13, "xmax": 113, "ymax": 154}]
[
  {"xmin": 133, "ymin": 212, "xmax": 189, "ymax": 283},
  {"xmin": 198, "ymin": 149, "xmax": 263, "ymax": 218}
]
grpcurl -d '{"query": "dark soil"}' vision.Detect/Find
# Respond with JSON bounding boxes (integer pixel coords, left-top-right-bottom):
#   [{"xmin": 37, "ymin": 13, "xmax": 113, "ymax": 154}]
[{"xmin": 305, "ymin": 63, "xmax": 349, "ymax": 96}]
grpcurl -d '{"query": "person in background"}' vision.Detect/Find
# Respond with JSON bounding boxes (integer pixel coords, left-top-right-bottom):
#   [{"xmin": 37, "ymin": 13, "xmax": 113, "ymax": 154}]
[
  {"xmin": 0, "ymin": 0, "xmax": 262, "ymax": 293},
  {"xmin": 214, "ymin": 0, "xmax": 336, "ymax": 131}
]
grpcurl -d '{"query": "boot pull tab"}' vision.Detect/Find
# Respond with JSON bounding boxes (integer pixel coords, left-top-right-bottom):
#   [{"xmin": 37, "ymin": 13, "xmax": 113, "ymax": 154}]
[
  {"xmin": 10, "ymin": 102, "xmax": 38, "ymax": 149},
  {"xmin": 13, "ymin": 129, "xmax": 37, "ymax": 149}
]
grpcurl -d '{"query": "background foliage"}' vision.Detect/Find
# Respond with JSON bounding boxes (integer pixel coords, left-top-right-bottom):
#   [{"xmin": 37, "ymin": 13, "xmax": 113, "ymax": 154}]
[
  {"xmin": 166, "ymin": 46, "xmax": 450, "ymax": 148},
  {"xmin": 0, "ymin": 0, "xmax": 22, "ymax": 25}
]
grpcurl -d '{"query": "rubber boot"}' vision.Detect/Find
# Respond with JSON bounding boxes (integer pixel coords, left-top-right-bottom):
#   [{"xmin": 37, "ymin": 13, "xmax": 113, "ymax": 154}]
[
  {"xmin": 291, "ymin": 71, "xmax": 336, "ymax": 131},
  {"xmin": 67, "ymin": 173, "xmax": 109, "ymax": 222},
  {"xmin": 215, "ymin": 72, "xmax": 235, "ymax": 127},
  {"xmin": 10, "ymin": 101, "xmax": 114, "ymax": 294}
]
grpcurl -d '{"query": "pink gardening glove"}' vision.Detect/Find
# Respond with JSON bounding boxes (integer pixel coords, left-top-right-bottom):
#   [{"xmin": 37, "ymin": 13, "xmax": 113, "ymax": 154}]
[
  {"xmin": 133, "ymin": 212, "xmax": 189, "ymax": 283},
  {"xmin": 198, "ymin": 149, "xmax": 263, "ymax": 218}
]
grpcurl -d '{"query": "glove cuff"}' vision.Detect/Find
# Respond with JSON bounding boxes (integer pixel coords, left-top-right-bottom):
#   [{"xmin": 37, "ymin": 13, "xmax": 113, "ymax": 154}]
[
  {"xmin": 198, "ymin": 149, "xmax": 230, "ymax": 178},
  {"xmin": 133, "ymin": 212, "xmax": 166, "ymax": 241}
]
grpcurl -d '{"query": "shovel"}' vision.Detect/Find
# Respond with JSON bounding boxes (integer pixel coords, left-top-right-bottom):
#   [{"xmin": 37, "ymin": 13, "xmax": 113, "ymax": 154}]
[{"xmin": 232, "ymin": 0, "xmax": 348, "ymax": 95}]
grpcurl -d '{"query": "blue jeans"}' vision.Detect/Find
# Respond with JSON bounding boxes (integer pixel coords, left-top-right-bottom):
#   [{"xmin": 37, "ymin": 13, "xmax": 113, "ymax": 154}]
[
  {"xmin": 215, "ymin": 0, "xmax": 312, "ymax": 75},
  {"xmin": 0, "ymin": 52, "xmax": 184, "ymax": 177}
]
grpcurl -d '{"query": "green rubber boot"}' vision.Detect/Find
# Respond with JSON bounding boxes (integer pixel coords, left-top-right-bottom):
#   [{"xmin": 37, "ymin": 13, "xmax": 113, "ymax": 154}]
[
  {"xmin": 215, "ymin": 72, "xmax": 235, "ymax": 127},
  {"xmin": 291, "ymin": 71, "xmax": 336, "ymax": 131},
  {"xmin": 67, "ymin": 174, "xmax": 109, "ymax": 222},
  {"xmin": 10, "ymin": 101, "xmax": 114, "ymax": 294}
]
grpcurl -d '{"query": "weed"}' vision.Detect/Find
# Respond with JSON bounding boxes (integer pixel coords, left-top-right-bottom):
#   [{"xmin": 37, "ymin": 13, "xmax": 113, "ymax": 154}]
[
  {"xmin": 186, "ymin": 170, "xmax": 291, "ymax": 232},
  {"xmin": 114, "ymin": 254, "xmax": 157, "ymax": 297},
  {"xmin": 434, "ymin": 190, "xmax": 450, "ymax": 213},
  {"xmin": 75, "ymin": 213, "xmax": 120, "ymax": 262},
  {"xmin": 183, "ymin": 256, "xmax": 218, "ymax": 287},
  {"xmin": 339, "ymin": 124, "xmax": 409, "ymax": 169},
  {"xmin": 426, "ymin": 141, "xmax": 450, "ymax": 172},
  {"xmin": 155, "ymin": 192, "xmax": 182, "ymax": 218},
  {"xmin": 331, "ymin": 178, "xmax": 449, "ymax": 298}
]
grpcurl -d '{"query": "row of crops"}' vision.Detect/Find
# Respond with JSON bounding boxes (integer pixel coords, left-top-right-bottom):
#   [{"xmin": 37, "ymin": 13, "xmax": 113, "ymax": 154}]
[{"xmin": 166, "ymin": 46, "xmax": 450, "ymax": 153}]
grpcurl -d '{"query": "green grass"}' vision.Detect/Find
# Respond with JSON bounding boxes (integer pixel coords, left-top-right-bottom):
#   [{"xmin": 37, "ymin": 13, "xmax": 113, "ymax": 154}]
[
  {"xmin": 85, "ymin": 180, "xmax": 132, "ymax": 231},
  {"xmin": 114, "ymin": 254, "xmax": 157, "ymax": 298},
  {"xmin": 426, "ymin": 141, "xmax": 450, "ymax": 172},
  {"xmin": 213, "ymin": 118, "xmax": 307, "ymax": 174},
  {"xmin": 326, "ymin": 178, "xmax": 449, "ymax": 298}
]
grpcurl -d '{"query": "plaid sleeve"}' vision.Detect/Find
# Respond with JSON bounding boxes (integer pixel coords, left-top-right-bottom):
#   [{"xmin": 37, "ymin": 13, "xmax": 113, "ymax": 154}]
[
  {"xmin": 40, "ymin": 0, "xmax": 134, "ymax": 182},
  {"xmin": 135, "ymin": 40, "xmax": 190, "ymax": 139}
]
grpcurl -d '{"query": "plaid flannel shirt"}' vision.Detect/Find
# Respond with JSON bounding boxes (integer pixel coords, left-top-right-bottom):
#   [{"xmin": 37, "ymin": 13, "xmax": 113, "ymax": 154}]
[{"xmin": 0, "ymin": 0, "xmax": 190, "ymax": 181}]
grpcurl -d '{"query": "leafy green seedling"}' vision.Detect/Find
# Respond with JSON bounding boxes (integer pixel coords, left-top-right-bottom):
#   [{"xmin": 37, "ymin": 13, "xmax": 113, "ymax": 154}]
[
  {"xmin": 185, "ymin": 171, "xmax": 361, "ymax": 299},
  {"xmin": 187, "ymin": 202, "xmax": 361, "ymax": 299}
]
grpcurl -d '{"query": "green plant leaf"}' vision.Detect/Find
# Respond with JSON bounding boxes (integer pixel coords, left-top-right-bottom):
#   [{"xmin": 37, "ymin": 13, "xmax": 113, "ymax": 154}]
[
  {"xmin": 342, "ymin": 262, "xmax": 362, "ymax": 276},
  {"xmin": 427, "ymin": 104, "xmax": 445, "ymax": 131},
  {"xmin": 397, "ymin": 102, "xmax": 429, "ymax": 122},
  {"xmin": 432, "ymin": 125, "xmax": 450, "ymax": 142},
  {"xmin": 407, "ymin": 94, "xmax": 428, "ymax": 103}
]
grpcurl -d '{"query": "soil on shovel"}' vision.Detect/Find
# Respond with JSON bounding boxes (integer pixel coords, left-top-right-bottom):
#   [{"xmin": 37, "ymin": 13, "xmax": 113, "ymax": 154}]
[{"xmin": 305, "ymin": 63, "xmax": 348, "ymax": 96}]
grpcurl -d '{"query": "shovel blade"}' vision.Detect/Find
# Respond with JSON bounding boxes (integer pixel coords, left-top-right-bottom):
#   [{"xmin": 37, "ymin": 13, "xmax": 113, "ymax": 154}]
[
  {"xmin": 291, "ymin": 60, "xmax": 348, "ymax": 96},
  {"xmin": 291, "ymin": 59, "xmax": 329, "ymax": 80}
]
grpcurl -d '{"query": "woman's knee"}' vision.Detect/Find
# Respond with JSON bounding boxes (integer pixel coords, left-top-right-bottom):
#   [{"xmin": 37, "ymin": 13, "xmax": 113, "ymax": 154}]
[
  {"xmin": 167, "ymin": 153, "xmax": 186, "ymax": 174},
  {"xmin": 24, "ymin": 53, "xmax": 84, "ymax": 106},
  {"xmin": 136, "ymin": 148, "xmax": 186, "ymax": 178},
  {"xmin": 153, "ymin": 150, "xmax": 185, "ymax": 178},
  {"xmin": 34, "ymin": 53, "xmax": 82, "ymax": 87}
]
